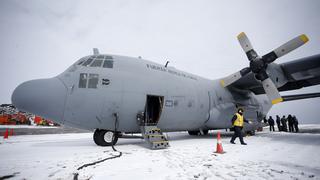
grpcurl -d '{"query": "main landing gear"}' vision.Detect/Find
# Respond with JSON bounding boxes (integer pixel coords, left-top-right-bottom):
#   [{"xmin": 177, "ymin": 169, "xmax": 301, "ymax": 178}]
[
  {"xmin": 188, "ymin": 130, "xmax": 209, "ymax": 136},
  {"xmin": 93, "ymin": 129, "xmax": 118, "ymax": 146}
]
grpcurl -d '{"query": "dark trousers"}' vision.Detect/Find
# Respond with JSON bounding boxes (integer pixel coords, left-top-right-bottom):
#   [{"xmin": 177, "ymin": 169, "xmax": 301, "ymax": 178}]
[
  {"xmin": 289, "ymin": 124, "xmax": 294, "ymax": 132},
  {"xmin": 269, "ymin": 125, "xmax": 275, "ymax": 131},
  {"xmin": 230, "ymin": 126, "xmax": 245, "ymax": 144},
  {"xmin": 282, "ymin": 125, "xmax": 288, "ymax": 132}
]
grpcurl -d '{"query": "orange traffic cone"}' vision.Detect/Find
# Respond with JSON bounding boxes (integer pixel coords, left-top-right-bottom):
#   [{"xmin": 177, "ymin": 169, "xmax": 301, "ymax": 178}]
[
  {"xmin": 3, "ymin": 129, "xmax": 9, "ymax": 139},
  {"xmin": 215, "ymin": 131, "xmax": 225, "ymax": 154},
  {"xmin": 9, "ymin": 129, "xmax": 14, "ymax": 136}
]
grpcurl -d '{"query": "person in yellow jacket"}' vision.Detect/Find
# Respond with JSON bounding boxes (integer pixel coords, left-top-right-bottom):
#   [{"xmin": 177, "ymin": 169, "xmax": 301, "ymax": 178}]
[{"xmin": 230, "ymin": 108, "xmax": 249, "ymax": 145}]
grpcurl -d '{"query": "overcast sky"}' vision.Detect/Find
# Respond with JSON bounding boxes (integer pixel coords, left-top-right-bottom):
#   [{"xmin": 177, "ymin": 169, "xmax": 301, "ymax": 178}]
[{"xmin": 0, "ymin": 0, "xmax": 319, "ymax": 123}]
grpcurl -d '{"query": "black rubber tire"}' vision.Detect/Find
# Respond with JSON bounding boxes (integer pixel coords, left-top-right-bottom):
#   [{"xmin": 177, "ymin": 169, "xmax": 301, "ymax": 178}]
[
  {"xmin": 246, "ymin": 130, "xmax": 255, "ymax": 136},
  {"xmin": 93, "ymin": 129, "xmax": 118, "ymax": 146},
  {"xmin": 93, "ymin": 129, "xmax": 102, "ymax": 145},
  {"xmin": 203, "ymin": 130, "xmax": 209, "ymax": 135},
  {"xmin": 251, "ymin": 130, "xmax": 256, "ymax": 135},
  {"xmin": 188, "ymin": 130, "xmax": 200, "ymax": 136}
]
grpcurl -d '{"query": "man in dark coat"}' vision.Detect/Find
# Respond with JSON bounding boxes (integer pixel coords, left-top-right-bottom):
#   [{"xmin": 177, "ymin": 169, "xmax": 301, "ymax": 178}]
[
  {"xmin": 276, "ymin": 115, "xmax": 281, "ymax": 131},
  {"xmin": 263, "ymin": 117, "xmax": 268, "ymax": 124},
  {"xmin": 287, "ymin": 114, "xmax": 294, "ymax": 132},
  {"xmin": 293, "ymin": 116, "xmax": 299, "ymax": 132},
  {"xmin": 281, "ymin": 115, "xmax": 288, "ymax": 132},
  {"xmin": 268, "ymin": 116, "xmax": 275, "ymax": 131}
]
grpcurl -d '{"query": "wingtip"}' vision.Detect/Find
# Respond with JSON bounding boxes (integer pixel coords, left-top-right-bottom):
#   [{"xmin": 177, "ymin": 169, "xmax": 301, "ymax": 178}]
[
  {"xmin": 300, "ymin": 34, "xmax": 309, "ymax": 43},
  {"xmin": 271, "ymin": 97, "xmax": 283, "ymax": 105},
  {"xmin": 220, "ymin": 80, "xmax": 226, "ymax": 87},
  {"xmin": 237, "ymin": 32, "xmax": 246, "ymax": 39}
]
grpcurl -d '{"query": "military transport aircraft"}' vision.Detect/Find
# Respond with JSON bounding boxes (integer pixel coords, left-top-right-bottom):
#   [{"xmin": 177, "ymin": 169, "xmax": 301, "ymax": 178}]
[{"xmin": 11, "ymin": 32, "xmax": 320, "ymax": 149}]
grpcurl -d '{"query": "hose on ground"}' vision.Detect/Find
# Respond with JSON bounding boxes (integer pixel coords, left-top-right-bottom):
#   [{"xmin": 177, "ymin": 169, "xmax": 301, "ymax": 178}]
[{"xmin": 74, "ymin": 113, "xmax": 122, "ymax": 178}]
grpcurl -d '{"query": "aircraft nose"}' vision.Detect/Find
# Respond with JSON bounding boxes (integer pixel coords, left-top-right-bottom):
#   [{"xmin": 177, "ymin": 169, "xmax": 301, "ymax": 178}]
[{"xmin": 11, "ymin": 77, "xmax": 67, "ymax": 124}]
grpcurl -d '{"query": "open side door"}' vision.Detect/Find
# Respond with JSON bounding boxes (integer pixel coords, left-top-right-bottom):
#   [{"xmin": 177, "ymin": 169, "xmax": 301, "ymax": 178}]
[{"xmin": 144, "ymin": 95, "xmax": 164, "ymax": 125}]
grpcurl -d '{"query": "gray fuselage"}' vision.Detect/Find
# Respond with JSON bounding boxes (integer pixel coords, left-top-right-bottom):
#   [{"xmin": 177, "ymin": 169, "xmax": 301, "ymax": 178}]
[{"xmin": 12, "ymin": 54, "xmax": 272, "ymax": 133}]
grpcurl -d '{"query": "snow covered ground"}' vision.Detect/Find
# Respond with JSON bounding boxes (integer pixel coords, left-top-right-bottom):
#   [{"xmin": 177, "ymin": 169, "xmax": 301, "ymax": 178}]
[{"xmin": 0, "ymin": 125, "xmax": 320, "ymax": 180}]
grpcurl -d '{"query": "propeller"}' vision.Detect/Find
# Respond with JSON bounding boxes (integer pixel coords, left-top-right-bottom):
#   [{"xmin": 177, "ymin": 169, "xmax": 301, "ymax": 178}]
[{"xmin": 220, "ymin": 32, "xmax": 309, "ymax": 104}]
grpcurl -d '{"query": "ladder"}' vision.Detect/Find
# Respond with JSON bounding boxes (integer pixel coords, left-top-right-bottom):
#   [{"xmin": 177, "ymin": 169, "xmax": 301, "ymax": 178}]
[{"xmin": 141, "ymin": 125, "xmax": 169, "ymax": 149}]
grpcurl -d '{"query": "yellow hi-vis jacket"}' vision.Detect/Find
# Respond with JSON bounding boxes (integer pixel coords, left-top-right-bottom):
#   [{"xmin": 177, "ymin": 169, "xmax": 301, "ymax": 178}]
[{"xmin": 233, "ymin": 113, "xmax": 244, "ymax": 127}]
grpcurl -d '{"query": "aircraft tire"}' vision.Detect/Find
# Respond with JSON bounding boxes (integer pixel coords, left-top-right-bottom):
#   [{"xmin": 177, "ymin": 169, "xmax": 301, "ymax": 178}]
[
  {"xmin": 188, "ymin": 131, "xmax": 200, "ymax": 136},
  {"xmin": 188, "ymin": 130, "xmax": 208, "ymax": 135},
  {"xmin": 246, "ymin": 130, "xmax": 255, "ymax": 136},
  {"xmin": 93, "ymin": 129, "xmax": 118, "ymax": 146},
  {"xmin": 203, "ymin": 130, "xmax": 209, "ymax": 135}
]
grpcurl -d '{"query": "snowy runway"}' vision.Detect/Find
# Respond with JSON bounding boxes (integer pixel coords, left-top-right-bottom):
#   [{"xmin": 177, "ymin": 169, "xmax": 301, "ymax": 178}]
[{"xmin": 1, "ymin": 125, "xmax": 320, "ymax": 180}]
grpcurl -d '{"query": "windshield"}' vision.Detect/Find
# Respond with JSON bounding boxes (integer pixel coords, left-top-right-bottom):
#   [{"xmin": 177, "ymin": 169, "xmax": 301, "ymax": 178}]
[{"xmin": 78, "ymin": 55, "xmax": 114, "ymax": 68}]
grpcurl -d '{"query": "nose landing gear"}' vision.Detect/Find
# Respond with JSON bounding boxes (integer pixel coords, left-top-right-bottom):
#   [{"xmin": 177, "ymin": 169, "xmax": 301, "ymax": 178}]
[{"xmin": 93, "ymin": 129, "xmax": 118, "ymax": 146}]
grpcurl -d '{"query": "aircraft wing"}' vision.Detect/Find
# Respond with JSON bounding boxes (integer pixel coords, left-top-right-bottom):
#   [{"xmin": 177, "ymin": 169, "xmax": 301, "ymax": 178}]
[{"xmin": 229, "ymin": 54, "xmax": 320, "ymax": 97}]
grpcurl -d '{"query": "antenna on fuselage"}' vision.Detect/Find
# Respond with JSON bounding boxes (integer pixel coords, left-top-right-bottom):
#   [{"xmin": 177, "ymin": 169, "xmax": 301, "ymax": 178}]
[
  {"xmin": 165, "ymin": 61, "xmax": 170, "ymax": 68},
  {"xmin": 93, "ymin": 48, "xmax": 99, "ymax": 55}
]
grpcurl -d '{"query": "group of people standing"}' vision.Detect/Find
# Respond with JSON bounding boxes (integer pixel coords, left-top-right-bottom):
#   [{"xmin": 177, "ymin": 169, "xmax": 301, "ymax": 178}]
[{"xmin": 265, "ymin": 115, "xmax": 299, "ymax": 133}]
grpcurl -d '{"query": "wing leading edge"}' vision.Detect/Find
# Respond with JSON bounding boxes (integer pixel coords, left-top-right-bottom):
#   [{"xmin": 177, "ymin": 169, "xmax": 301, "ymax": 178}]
[{"xmin": 228, "ymin": 54, "xmax": 320, "ymax": 99}]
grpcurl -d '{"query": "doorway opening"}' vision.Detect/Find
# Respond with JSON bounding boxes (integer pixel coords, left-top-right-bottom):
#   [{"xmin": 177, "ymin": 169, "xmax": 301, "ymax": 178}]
[{"xmin": 145, "ymin": 95, "xmax": 164, "ymax": 125}]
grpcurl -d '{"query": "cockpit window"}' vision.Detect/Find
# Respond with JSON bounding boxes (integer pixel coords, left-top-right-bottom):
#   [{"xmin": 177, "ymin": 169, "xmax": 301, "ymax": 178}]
[
  {"xmin": 77, "ymin": 57, "xmax": 89, "ymax": 65},
  {"xmin": 79, "ymin": 73, "xmax": 99, "ymax": 89},
  {"xmin": 90, "ymin": 59, "xmax": 103, "ymax": 67},
  {"xmin": 103, "ymin": 60, "xmax": 113, "ymax": 68},
  {"xmin": 79, "ymin": 73, "xmax": 88, "ymax": 88},
  {"xmin": 80, "ymin": 55, "xmax": 114, "ymax": 68},
  {"xmin": 82, "ymin": 58, "xmax": 94, "ymax": 66},
  {"xmin": 77, "ymin": 60, "xmax": 85, "ymax": 65},
  {"xmin": 88, "ymin": 74, "xmax": 99, "ymax": 88}
]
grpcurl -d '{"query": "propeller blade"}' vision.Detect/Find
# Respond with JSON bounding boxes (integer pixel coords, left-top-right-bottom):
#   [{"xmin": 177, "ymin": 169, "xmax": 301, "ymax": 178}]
[
  {"xmin": 220, "ymin": 67, "xmax": 251, "ymax": 87},
  {"xmin": 263, "ymin": 34, "xmax": 309, "ymax": 63},
  {"xmin": 237, "ymin": 32, "xmax": 259, "ymax": 61},
  {"xmin": 261, "ymin": 78, "xmax": 283, "ymax": 104}
]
